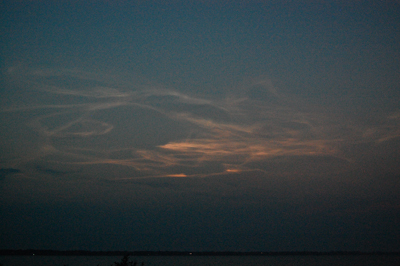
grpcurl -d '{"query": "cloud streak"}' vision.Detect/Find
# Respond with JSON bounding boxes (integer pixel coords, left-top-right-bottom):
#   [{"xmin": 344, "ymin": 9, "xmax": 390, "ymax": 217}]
[{"xmin": 2, "ymin": 66, "xmax": 399, "ymax": 180}]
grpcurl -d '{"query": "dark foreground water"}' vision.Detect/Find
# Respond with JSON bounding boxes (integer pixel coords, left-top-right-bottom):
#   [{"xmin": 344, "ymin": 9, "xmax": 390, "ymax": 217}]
[{"xmin": 1, "ymin": 255, "xmax": 400, "ymax": 266}]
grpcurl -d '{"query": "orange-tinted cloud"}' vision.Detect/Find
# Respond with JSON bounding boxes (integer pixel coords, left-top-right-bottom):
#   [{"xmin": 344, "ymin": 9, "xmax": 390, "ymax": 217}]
[{"xmin": 2, "ymin": 66, "xmax": 399, "ymax": 180}]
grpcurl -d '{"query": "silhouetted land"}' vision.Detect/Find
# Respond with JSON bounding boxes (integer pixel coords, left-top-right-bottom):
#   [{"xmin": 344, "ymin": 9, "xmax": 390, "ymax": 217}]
[{"xmin": 1, "ymin": 250, "xmax": 399, "ymax": 256}]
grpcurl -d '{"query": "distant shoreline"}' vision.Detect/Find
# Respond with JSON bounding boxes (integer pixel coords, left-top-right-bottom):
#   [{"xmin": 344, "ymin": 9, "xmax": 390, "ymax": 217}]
[{"xmin": 1, "ymin": 250, "xmax": 399, "ymax": 256}]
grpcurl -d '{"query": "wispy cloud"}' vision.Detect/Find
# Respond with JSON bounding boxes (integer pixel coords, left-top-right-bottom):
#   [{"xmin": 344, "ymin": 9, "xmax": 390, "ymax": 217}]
[{"xmin": 2, "ymin": 66, "xmax": 399, "ymax": 180}]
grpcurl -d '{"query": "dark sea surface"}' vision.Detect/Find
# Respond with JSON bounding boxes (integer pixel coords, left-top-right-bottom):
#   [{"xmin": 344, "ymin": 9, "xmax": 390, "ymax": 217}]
[{"xmin": 1, "ymin": 255, "xmax": 400, "ymax": 266}]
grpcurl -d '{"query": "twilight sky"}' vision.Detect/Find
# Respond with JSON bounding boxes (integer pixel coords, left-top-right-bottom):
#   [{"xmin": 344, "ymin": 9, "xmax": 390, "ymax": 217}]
[{"xmin": 1, "ymin": 0, "xmax": 400, "ymax": 252}]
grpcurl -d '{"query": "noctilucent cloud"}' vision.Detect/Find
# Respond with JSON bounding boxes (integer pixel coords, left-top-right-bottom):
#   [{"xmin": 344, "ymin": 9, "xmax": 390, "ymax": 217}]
[{"xmin": 1, "ymin": 0, "xmax": 400, "ymax": 252}]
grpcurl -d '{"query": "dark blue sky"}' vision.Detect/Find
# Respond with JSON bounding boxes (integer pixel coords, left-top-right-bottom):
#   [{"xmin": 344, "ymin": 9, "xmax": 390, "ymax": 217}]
[{"xmin": 1, "ymin": 0, "xmax": 400, "ymax": 252}]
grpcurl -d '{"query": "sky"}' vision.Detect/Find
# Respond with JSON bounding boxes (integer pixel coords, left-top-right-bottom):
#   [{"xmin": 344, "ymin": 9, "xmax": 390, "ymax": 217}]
[{"xmin": 0, "ymin": 0, "xmax": 400, "ymax": 252}]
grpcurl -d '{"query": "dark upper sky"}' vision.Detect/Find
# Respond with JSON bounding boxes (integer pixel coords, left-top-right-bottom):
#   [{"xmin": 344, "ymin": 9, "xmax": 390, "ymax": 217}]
[{"xmin": 1, "ymin": 0, "xmax": 400, "ymax": 252}]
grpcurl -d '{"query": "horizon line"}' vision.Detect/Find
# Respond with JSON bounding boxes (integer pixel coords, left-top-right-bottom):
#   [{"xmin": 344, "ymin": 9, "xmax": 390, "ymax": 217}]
[{"xmin": 1, "ymin": 250, "xmax": 400, "ymax": 256}]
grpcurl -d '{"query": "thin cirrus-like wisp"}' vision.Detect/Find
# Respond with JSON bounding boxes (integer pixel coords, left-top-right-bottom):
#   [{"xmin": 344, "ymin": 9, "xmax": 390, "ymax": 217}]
[{"xmin": 2, "ymin": 67, "xmax": 399, "ymax": 180}]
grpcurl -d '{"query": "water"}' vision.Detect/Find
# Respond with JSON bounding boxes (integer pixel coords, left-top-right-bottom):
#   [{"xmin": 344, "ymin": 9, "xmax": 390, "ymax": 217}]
[{"xmin": 1, "ymin": 255, "xmax": 399, "ymax": 266}]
